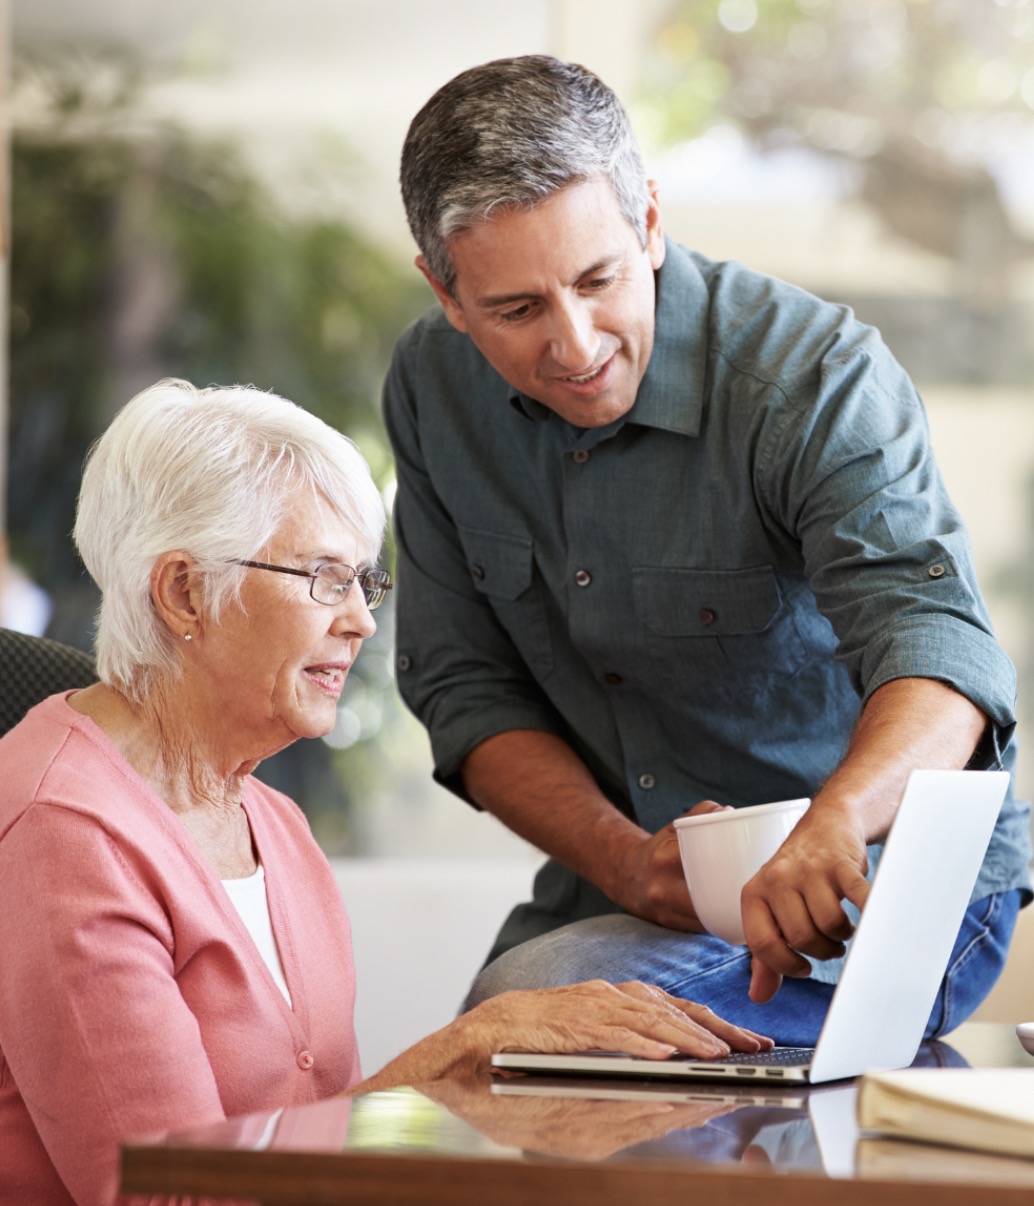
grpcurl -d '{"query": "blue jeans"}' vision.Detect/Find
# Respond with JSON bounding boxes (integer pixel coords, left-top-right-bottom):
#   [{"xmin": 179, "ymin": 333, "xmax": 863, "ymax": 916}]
[{"xmin": 465, "ymin": 891, "xmax": 1021, "ymax": 1046}]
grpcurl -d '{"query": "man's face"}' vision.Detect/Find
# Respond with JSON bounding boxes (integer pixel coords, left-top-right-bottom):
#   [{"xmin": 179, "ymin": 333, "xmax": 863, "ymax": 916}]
[{"xmin": 419, "ymin": 178, "xmax": 666, "ymax": 428}]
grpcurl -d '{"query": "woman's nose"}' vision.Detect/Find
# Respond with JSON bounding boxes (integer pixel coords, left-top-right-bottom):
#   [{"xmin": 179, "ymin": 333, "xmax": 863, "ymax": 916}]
[{"xmin": 332, "ymin": 583, "xmax": 377, "ymax": 639}]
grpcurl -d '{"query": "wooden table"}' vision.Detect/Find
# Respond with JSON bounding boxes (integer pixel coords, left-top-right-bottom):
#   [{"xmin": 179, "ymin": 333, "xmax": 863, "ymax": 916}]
[{"xmin": 121, "ymin": 1023, "xmax": 1034, "ymax": 1205}]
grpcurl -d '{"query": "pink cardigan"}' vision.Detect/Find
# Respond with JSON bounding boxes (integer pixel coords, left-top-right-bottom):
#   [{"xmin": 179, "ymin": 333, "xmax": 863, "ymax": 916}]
[{"xmin": 0, "ymin": 694, "xmax": 362, "ymax": 1206}]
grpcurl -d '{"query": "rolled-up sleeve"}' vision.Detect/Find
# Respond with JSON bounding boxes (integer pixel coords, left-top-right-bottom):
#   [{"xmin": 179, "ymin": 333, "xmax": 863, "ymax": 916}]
[{"xmin": 761, "ymin": 333, "xmax": 1016, "ymax": 756}]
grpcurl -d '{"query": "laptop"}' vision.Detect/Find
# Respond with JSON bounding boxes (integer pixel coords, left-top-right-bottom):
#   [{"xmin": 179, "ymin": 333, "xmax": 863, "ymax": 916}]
[
  {"xmin": 491, "ymin": 1074, "xmax": 817, "ymax": 1110},
  {"xmin": 492, "ymin": 769, "xmax": 1008, "ymax": 1086}
]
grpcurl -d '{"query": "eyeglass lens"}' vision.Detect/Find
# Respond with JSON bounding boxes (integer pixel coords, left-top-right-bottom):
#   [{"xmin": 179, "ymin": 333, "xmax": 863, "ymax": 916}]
[
  {"xmin": 312, "ymin": 565, "xmax": 391, "ymax": 610},
  {"xmin": 359, "ymin": 570, "xmax": 392, "ymax": 611}
]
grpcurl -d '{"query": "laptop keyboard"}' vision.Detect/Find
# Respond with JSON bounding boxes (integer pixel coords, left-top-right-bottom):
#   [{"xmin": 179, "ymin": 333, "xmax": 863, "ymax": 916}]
[
  {"xmin": 677, "ymin": 1047, "xmax": 815, "ymax": 1068},
  {"xmin": 709, "ymin": 1046, "xmax": 815, "ymax": 1066}
]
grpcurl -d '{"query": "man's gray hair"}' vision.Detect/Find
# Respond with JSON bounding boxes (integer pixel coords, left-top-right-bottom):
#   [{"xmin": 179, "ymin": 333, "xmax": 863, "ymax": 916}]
[
  {"xmin": 401, "ymin": 55, "xmax": 649, "ymax": 294},
  {"xmin": 74, "ymin": 378, "xmax": 385, "ymax": 702}
]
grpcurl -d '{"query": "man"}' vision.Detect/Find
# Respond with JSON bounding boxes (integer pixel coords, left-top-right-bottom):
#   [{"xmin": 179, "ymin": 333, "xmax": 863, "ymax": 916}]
[{"xmin": 384, "ymin": 55, "xmax": 1031, "ymax": 1041}]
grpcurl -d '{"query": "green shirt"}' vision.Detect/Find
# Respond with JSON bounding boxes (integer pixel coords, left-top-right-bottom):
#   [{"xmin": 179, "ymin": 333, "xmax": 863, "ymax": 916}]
[{"xmin": 384, "ymin": 239, "xmax": 1031, "ymax": 961}]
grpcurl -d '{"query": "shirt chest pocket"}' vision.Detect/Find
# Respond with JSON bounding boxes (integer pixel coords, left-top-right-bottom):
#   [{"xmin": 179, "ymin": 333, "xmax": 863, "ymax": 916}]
[
  {"xmin": 631, "ymin": 565, "xmax": 808, "ymax": 696},
  {"xmin": 458, "ymin": 524, "xmax": 554, "ymax": 680}
]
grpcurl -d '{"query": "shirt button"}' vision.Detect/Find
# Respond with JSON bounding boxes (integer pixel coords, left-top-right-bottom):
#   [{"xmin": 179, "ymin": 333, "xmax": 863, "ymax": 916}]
[
  {"xmin": 397, "ymin": 654, "xmax": 412, "ymax": 672},
  {"xmin": 574, "ymin": 569, "xmax": 592, "ymax": 587},
  {"xmin": 296, "ymin": 1050, "xmax": 315, "ymax": 1071},
  {"xmin": 638, "ymin": 773, "xmax": 656, "ymax": 790},
  {"xmin": 471, "ymin": 564, "xmax": 486, "ymax": 581},
  {"xmin": 604, "ymin": 672, "xmax": 623, "ymax": 686},
  {"xmin": 929, "ymin": 564, "xmax": 946, "ymax": 578},
  {"xmin": 573, "ymin": 449, "xmax": 591, "ymax": 464},
  {"xmin": 699, "ymin": 608, "xmax": 717, "ymax": 625}
]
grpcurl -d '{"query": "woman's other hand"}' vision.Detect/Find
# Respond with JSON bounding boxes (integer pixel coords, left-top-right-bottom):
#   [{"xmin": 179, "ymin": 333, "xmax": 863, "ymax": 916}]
[
  {"xmin": 485, "ymin": 979, "xmax": 771, "ymax": 1061},
  {"xmin": 353, "ymin": 980, "xmax": 771, "ymax": 1092}
]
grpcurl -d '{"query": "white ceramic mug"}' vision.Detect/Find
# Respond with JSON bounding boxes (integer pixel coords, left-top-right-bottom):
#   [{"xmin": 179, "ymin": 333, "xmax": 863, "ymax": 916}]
[{"xmin": 673, "ymin": 798, "xmax": 811, "ymax": 945}]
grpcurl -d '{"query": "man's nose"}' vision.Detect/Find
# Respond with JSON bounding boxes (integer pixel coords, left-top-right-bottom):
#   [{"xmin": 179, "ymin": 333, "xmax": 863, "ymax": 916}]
[{"xmin": 548, "ymin": 298, "xmax": 600, "ymax": 372}]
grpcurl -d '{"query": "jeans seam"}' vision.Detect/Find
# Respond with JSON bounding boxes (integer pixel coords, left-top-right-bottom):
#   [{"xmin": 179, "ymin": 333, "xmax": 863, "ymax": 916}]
[
  {"xmin": 660, "ymin": 947, "xmax": 752, "ymax": 999},
  {"xmin": 936, "ymin": 892, "xmax": 1006, "ymax": 1037}
]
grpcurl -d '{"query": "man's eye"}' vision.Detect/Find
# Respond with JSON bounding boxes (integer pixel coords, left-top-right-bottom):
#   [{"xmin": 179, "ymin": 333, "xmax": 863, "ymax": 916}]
[
  {"xmin": 498, "ymin": 304, "xmax": 532, "ymax": 323},
  {"xmin": 583, "ymin": 275, "xmax": 614, "ymax": 291}
]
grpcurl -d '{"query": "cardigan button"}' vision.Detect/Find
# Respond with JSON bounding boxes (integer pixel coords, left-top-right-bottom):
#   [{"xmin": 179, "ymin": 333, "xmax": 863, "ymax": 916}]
[{"xmin": 297, "ymin": 1049, "xmax": 315, "ymax": 1071}]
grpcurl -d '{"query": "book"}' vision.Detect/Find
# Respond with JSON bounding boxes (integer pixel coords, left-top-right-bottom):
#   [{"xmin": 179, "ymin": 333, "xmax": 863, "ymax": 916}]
[{"xmin": 857, "ymin": 1068, "xmax": 1034, "ymax": 1160}]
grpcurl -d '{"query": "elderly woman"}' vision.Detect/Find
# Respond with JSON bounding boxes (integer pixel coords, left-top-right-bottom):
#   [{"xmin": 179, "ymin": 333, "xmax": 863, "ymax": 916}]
[{"xmin": 0, "ymin": 380, "xmax": 768, "ymax": 1206}]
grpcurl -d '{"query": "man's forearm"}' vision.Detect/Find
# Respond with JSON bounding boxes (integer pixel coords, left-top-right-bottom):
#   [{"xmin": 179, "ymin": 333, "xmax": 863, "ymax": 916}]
[
  {"xmin": 460, "ymin": 729, "xmax": 643, "ymax": 898},
  {"xmin": 460, "ymin": 729, "xmax": 703, "ymax": 929},
  {"xmin": 813, "ymin": 676, "xmax": 990, "ymax": 843},
  {"xmin": 742, "ymin": 676, "xmax": 991, "ymax": 1001}
]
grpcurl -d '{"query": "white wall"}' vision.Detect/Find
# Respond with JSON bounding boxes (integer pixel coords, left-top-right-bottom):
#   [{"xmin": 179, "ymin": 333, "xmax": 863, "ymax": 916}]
[{"xmin": 332, "ymin": 857, "xmax": 537, "ymax": 1075}]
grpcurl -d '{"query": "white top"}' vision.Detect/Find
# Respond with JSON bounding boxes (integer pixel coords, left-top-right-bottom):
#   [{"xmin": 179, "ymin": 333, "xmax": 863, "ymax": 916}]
[{"xmin": 222, "ymin": 863, "xmax": 292, "ymax": 1006}]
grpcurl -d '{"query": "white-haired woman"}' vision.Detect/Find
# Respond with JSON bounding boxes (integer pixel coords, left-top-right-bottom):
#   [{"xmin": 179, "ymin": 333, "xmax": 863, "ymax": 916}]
[{"xmin": 0, "ymin": 379, "xmax": 768, "ymax": 1206}]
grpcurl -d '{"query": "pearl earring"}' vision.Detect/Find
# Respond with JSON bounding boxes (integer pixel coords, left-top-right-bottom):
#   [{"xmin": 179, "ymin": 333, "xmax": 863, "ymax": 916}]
[{"xmin": 184, "ymin": 633, "xmax": 193, "ymax": 642}]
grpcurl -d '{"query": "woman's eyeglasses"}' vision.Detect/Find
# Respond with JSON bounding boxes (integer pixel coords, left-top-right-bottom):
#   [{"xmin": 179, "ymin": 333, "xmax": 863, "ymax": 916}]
[{"xmin": 233, "ymin": 559, "xmax": 393, "ymax": 610}]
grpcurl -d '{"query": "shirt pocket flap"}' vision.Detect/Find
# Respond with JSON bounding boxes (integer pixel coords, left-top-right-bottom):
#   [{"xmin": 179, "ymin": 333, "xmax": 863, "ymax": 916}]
[
  {"xmin": 458, "ymin": 525, "xmax": 535, "ymax": 601},
  {"xmin": 633, "ymin": 566, "xmax": 782, "ymax": 636}
]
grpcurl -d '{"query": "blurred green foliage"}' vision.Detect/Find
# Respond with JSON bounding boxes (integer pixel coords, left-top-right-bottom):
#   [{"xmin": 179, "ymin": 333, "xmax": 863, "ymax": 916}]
[
  {"xmin": 9, "ymin": 51, "xmax": 425, "ymax": 588},
  {"xmin": 7, "ymin": 50, "xmax": 429, "ymax": 849},
  {"xmin": 645, "ymin": 0, "xmax": 1034, "ymax": 147},
  {"xmin": 640, "ymin": 0, "xmax": 1034, "ymax": 373}
]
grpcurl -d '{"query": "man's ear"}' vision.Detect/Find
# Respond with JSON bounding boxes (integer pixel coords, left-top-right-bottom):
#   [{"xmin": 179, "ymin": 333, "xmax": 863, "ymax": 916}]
[
  {"xmin": 415, "ymin": 255, "xmax": 469, "ymax": 334},
  {"xmin": 645, "ymin": 181, "xmax": 666, "ymax": 271}
]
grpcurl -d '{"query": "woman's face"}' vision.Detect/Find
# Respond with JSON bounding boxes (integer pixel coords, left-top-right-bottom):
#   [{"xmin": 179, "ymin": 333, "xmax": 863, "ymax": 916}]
[{"xmin": 197, "ymin": 488, "xmax": 376, "ymax": 758}]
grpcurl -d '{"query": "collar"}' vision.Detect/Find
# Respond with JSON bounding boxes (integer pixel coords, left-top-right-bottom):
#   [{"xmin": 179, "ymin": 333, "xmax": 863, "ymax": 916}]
[{"xmin": 508, "ymin": 238, "xmax": 710, "ymax": 440}]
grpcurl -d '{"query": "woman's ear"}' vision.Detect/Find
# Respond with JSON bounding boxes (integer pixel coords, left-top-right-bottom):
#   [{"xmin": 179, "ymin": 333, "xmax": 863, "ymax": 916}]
[{"xmin": 150, "ymin": 552, "xmax": 202, "ymax": 641}]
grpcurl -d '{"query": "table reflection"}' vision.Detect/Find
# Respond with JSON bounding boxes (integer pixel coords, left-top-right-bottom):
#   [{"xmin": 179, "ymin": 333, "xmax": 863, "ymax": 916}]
[
  {"xmin": 185, "ymin": 1034, "xmax": 969, "ymax": 1174},
  {"xmin": 122, "ymin": 1026, "xmax": 1034, "ymax": 1204}
]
